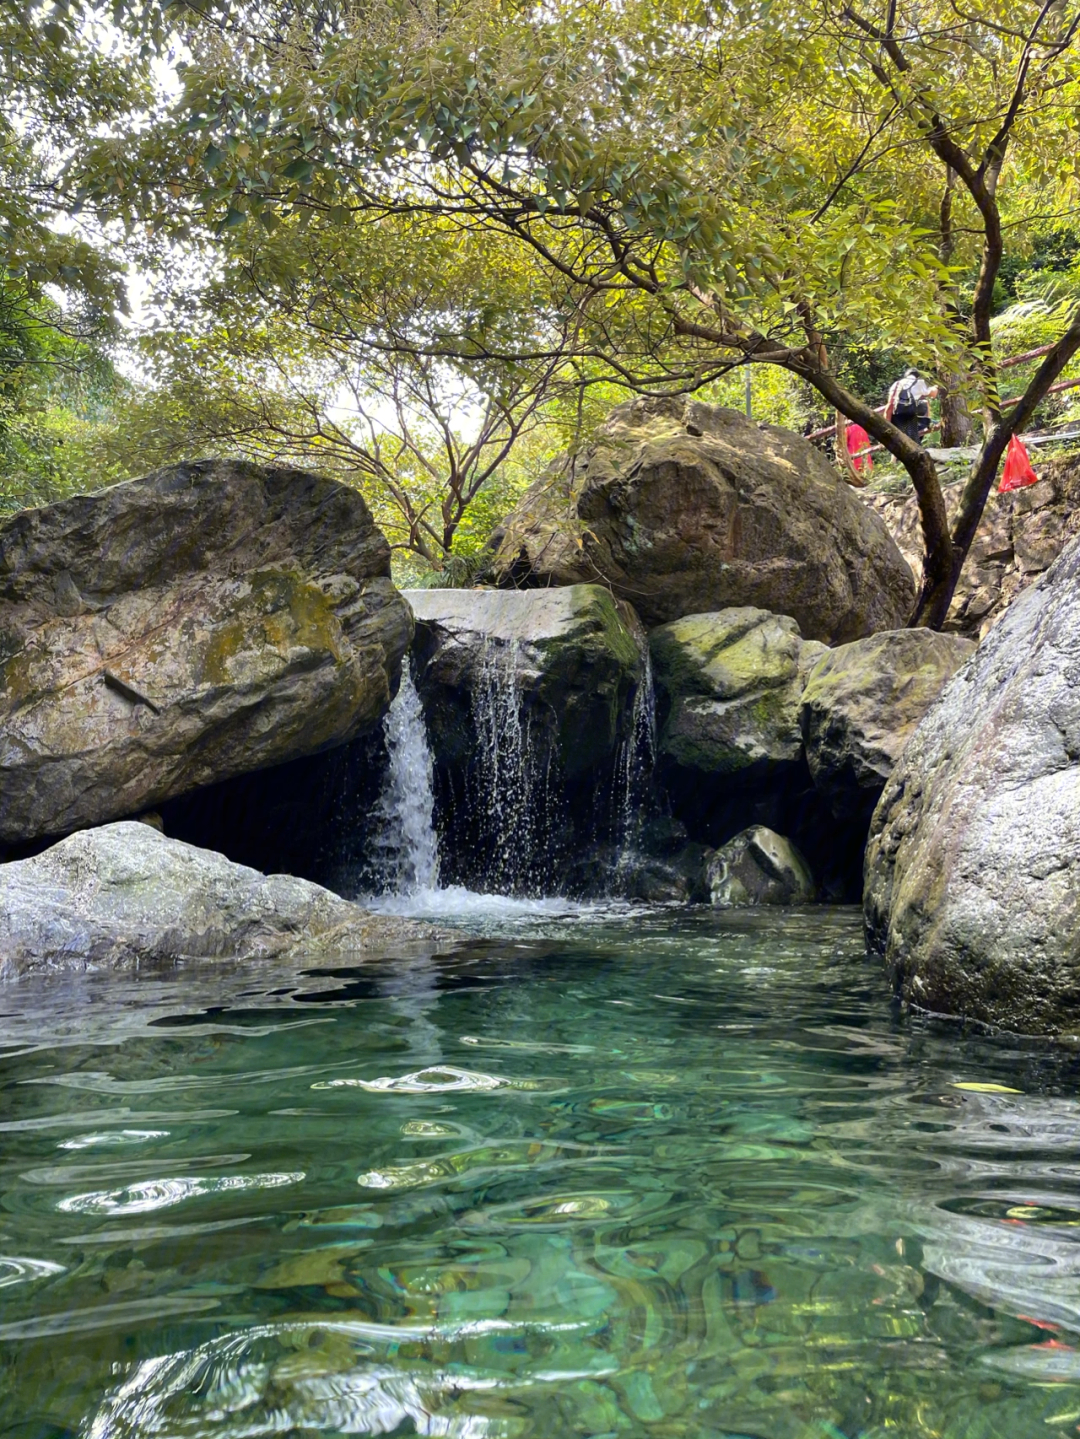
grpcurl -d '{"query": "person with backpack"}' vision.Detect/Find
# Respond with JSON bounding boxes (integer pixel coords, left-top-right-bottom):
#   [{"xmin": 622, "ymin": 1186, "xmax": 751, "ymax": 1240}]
[{"xmin": 885, "ymin": 367, "xmax": 939, "ymax": 444}]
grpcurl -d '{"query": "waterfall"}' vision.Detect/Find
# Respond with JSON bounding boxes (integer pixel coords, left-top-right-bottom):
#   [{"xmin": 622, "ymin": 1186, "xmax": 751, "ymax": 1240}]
[
  {"xmin": 368, "ymin": 636, "xmax": 655, "ymax": 905},
  {"xmin": 615, "ymin": 644, "xmax": 658, "ymax": 857},
  {"xmin": 469, "ymin": 638, "xmax": 562, "ymax": 895},
  {"xmin": 370, "ymin": 666, "xmax": 440, "ymax": 895},
  {"xmin": 603, "ymin": 642, "xmax": 660, "ymax": 898}
]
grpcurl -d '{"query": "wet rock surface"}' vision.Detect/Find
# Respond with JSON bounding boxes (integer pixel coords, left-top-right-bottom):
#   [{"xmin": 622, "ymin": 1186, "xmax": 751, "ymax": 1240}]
[
  {"xmin": 705, "ymin": 825, "xmax": 816, "ymax": 907},
  {"xmin": 0, "ymin": 461, "xmax": 411, "ymax": 848},
  {"xmin": 865, "ymin": 533, "xmax": 1080, "ymax": 1033},
  {"xmin": 483, "ymin": 396, "xmax": 915, "ymax": 640},
  {"xmin": 0, "ymin": 822, "xmax": 457, "ymax": 976},
  {"xmin": 800, "ymin": 629, "xmax": 975, "ymax": 821}
]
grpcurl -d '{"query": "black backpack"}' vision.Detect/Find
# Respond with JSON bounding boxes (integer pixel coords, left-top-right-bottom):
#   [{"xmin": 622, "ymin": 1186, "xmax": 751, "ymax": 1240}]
[{"xmin": 893, "ymin": 380, "xmax": 918, "ymax": 420}]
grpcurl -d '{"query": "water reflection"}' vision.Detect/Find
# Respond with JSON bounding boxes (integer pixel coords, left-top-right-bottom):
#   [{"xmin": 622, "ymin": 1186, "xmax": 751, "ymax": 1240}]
[{"xmin": 1, "ymin": 910, "xmax": 1080, "ymax": 1437}]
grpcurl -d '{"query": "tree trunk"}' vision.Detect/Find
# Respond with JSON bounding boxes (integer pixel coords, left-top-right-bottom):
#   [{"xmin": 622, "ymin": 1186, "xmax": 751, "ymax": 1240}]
[
  {"xmin": 912, "ymin": 307, "xmax": 1080, "ymax": 628},
  {"xmin": 790, "ymin": 359, "xmax": 955, "ymax": 613},
  {"xmin": 938, "ymin": 377, "xmax": 974, "ymax": 447}
]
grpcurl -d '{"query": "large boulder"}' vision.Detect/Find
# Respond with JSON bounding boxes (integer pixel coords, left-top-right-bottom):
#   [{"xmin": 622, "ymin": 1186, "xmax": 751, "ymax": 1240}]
[
  {"xmin": 482, "ymin": 396, "xmax": 915, "ymax": 640},
  {"xmin": 0, "ymin": 461, "xmax": 411, "ymax": 846},
  {"xmin": 405, "ymin": 585, "xmax": 643, "ymax": 780},
  {"xmin": 705, "ymin": 826, "xmax": 816, "ymax": 907},
  {"xmin": 865, "ymin": 536, "xmax": 1080, "ymax": 1033},
  {"xmin": 800, "ymin": 629, "xmax": 975, "ymax": 821},
  {"xmin": 650, "ymin": 607, "xmax": 825, "ymax": 782},
  {"xmin": 0, "ymin": 822, "xmax": 455, "ymax": 977}
]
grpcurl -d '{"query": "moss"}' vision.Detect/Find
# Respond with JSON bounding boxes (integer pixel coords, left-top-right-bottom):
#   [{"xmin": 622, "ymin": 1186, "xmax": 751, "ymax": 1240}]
[
  {"xmin": 0, "ymin": 644, "xmax": 36, "ymax": 706},
  {"xmin": 653, "ymin": 611, "xmax": 801, "ymax": 701},
  {"xmin": 199, "ymin": 569, "xmax": 342, "ymax": 687}
]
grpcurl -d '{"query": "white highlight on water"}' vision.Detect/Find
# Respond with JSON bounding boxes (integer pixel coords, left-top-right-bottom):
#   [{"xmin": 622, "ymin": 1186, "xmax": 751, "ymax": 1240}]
[{"xmin": 370, "ymin": 668, "xmax": 440, "ymax": 895}]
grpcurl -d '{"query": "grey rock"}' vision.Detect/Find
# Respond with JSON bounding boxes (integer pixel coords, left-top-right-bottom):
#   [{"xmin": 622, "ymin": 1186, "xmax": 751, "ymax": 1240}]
[
  {"xmin": 864, "ymin": 533, "xmax": 1080, "ymax": 1033},
  {"xmin": 800, "ymin": 628, "xmax": 975, "ymax": 819},
  {"xmin": 405, "ymin": 585, "xmax": 643, "ymax": 779},
  {"xmin": 483, "ymin": 396, "xmax": 915, "ymax": 641},
  {"xmin": 0, "ymin": 461, "xmax": 412, "ymax": 846},
  {"xmin": 650, "ymin": 607, "xmax": 825, "ymax": 782},
  {"xmin": 705, "ymin": 826, "xmax": 816, "ymax": 907},
  {"xmin": 0, "ymin": 822, "xmax": 455, "ymax": 977}
]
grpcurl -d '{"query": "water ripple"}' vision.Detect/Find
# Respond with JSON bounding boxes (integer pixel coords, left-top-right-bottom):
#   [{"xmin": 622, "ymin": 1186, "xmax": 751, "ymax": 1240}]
[
  {"xmin": 0, "ymin": 1255, "xmax": 65, "ymax": 1289},
  {"xmin": 314, "ymin": 1066, "xmax": 547, "ymax": 1094},
  {"xmin": 58, "ymin": 1171, "xmax": 305, "ymax": 1216}
]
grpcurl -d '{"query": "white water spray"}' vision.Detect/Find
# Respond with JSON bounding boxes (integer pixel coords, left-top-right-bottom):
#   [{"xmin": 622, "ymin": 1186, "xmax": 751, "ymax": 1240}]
[
  {"xmin": 370, "ymin": 667, "xmax": 440, "ymax": 894},
  {"xmin": 469, "ymin": 638, "xmax": 562, "ymax": 894}
]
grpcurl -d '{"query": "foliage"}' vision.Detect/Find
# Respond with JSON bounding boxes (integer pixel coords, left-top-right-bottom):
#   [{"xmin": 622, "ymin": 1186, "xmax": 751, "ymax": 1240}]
[
  {"xmin": 0, "ymin": 281, "xmax": 129, "ymax": 514},
  {"xmin": 69, "ymin": 0, "xmax": 1075, "ymax": 621},
  {"xmin": 4, "ymin": 0, "xmax": 1080, "ymax": 624}
]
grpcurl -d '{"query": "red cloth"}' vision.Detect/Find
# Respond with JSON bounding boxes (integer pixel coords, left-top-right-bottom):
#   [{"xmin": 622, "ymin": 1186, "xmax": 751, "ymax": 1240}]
[
  {"xmin": 999, "ymin": 435, "xmax": 1039, "ymax": 492},
  {"xmin": 845, "ymin": 422, "xmax": 873, "ymax": 475}
]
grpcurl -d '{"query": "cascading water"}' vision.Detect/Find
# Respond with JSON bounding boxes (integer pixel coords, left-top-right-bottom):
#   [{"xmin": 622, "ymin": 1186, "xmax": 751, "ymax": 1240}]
[
  {"xmin": 614, "ymin": 645, "xmax": 658, "ymax": 857},
  {"xmin": 468, "ymin": 637, "xmax": 563, "ymax": 894},
  {"xmin": 368, "ymin": 666, "xmax": 440, "ymax": 895},
  {"xmin": 366, "ymin": 652, "xmax": 598, "ymax": 927},
  {"xmin": 367, "ymin": 637, "xmax": 651, "ymax": 913}
]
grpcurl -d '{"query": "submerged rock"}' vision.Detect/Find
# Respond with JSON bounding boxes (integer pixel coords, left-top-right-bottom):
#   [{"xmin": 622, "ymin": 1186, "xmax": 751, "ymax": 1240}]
[
  {"xmin": 705, "ymin": 826, "xmax": 816, "ymax": 907},
  {"xmin": 0, "ymin": 822, "xmax": 455, "ymax": 976},
  {"xmin": 406, "ymin": 584, "xmax": 643, "ymax": 779},
  {"xmin": 800, "ymin": 629, "xmax": 975, "ymax": 820},
  {"xmin": 865, "ymin": 534, "xmax": 1080, "ymax": 1033},
  {"xmin": 0, "ymin": 461, "xmax": 411, "ymax": 847},
  {"xmin": 482, "ymin": 396, "xmax": 914, "ymax": 640}
]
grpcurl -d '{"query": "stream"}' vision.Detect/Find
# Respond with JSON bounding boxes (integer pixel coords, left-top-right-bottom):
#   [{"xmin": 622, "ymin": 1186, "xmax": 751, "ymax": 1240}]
[{"xmin": 5, "ymin": 904, "xmax": 1080, "ymax": 1438}]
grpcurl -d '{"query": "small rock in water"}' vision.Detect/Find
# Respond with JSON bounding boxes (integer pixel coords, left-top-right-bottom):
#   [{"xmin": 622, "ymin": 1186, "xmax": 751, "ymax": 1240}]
[{"xmin": 705, "ymin": 826, "xmax": 816, "ymax": 907}]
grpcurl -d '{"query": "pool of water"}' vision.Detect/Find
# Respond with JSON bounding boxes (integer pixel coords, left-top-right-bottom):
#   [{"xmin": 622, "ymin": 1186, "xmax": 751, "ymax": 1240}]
[{"xmin": 4, "ymin": 905, "xmax": 1080, "ymax": 1438}]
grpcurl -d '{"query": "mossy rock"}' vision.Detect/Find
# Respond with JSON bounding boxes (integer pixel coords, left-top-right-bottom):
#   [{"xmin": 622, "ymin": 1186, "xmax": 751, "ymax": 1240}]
[
  {"xmin": 0, "ymin": 460, "xmax": 412, "ymax": 845},
  {"xmin": 650, "ymin": 607, "xmax": 825, "ymax": 778}
]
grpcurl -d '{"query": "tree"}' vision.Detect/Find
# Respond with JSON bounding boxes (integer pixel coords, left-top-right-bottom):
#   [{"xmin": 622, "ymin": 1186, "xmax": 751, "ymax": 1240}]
[
  {"xmin": 0, "ymin": 279, "xmax": 129, "ymax": 512},
  {"xmin": 111, "ymin": 212, "xmax": 579, "ymax": 562},
  {"xmin": 96, "ymin": 0, "xmax": 1079, "ymax": 625}
]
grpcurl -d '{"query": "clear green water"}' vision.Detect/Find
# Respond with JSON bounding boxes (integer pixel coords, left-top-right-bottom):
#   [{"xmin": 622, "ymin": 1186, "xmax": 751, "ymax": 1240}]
[{"xmin": 4, "ymin": 906, "xmax": 1080, "ymax": 1439}]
